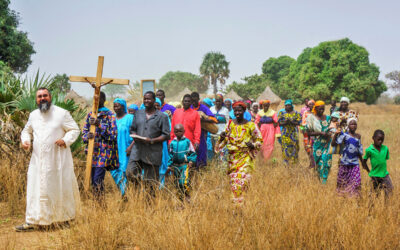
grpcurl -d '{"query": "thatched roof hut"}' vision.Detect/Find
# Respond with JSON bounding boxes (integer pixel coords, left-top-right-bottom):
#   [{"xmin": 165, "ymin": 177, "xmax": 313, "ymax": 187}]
[
  {"xmin": 256, "ymin": 86, "xmax": 281, "ymax": 104},
  {"xmin": 65, "ymin": 89, "xmax": 88, "ymax": 108},
  {"xmin": 224, "ymin": 90, "xmax": 242, "ymax": 101}
]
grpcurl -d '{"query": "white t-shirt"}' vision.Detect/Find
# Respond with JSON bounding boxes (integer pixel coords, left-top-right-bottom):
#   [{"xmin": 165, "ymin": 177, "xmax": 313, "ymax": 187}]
[{"xmin": 210, "ymin": 106, "xmax": 230, "ymax": 135}]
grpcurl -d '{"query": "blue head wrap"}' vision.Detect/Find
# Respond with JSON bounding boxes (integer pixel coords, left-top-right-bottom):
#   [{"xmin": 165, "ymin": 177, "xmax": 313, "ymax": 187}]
[
  {"xmin": 203, "ymin": 98, "xmax": 214, "ymax": 107},
  {"xmin": 128, "ymin": 104, "xmax": 139, "ymax": 111},
  {"xmin": 113, "ymin": 98, "xmax": 127, "ymax": 113},
  {"xmin": 284, "ymin": 99, "xmax": 293, "ymax": 107},
  {"xmin": 155, "ymin": 97, "xmax": 162, "ymax": 107}
]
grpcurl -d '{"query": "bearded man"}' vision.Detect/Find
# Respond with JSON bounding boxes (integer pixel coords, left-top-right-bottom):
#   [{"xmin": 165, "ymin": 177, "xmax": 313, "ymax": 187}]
[{"xmin": 15, "ymin": 88, "xmax": 80, "ymax": 231}]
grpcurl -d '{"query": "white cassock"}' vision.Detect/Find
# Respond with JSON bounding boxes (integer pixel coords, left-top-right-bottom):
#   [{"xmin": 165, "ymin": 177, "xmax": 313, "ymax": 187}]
[{"xmin": 21, "ymin": 105, "xmax": 81, "ymax": 225}]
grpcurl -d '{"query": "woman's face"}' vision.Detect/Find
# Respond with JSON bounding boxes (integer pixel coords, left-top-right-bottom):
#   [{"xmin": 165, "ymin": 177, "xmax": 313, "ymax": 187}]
[
  {"xmin": 348, "ymin": 120, "xmax": 357, "ymax": 132},
  {"xmin": 264, "ymin": 103, "xmax": 270, "ymax": 111},
  {"xmin": 154, "ymin": 102, "xmax": 161, "ymax": 110},
  {"xmin": 113, "ymin": 102, "xmax": 125, "ymax": 115},
  {"xmin": 234, "ymin": 106, "xmax": 245, "ymax": 120},
  {"xmin": 316, "ymin": 105, "xmax": 325, "ymax": 116},
  {"xmin": 285, "ymin": 104, "xmax": 293, "ymax": 112},
  {"xmin": 224, "ymin": 100, "xmax": 232, "ymax": 110},
  {"xmin": 215, "ymin": 99, "xmax": 223, "ymax": 109},
  {"xmin": 253, "ymin": 105, "xmax": 259, "ymax": 113},
  {"xmin": 340, "ymin": 101, "xmax": 349, "ymax": 111}
]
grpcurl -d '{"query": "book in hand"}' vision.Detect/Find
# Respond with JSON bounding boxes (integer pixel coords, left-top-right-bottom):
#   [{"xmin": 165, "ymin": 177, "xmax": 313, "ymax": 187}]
[{"xmin": 130, "ymin": 134, "xmax": 147, "ymax": 141}]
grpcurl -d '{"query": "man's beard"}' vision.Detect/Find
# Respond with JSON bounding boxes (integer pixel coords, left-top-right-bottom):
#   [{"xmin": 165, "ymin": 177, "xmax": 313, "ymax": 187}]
[{"xmin": 38, "ymin": 100, "xmax": 51, "ymax": 113}]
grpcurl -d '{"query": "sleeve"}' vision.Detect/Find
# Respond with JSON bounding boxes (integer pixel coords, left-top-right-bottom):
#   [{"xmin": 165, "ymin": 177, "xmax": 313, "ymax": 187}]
[
  {"xmin": 130, "ymin": 113, "xmax": 138, "ymax": 135},
  {"xmin": 21, "ymin": 113, "xmax": 33, "ymax": 144},
  {"xmin": 169, "ymin": 113, "xmax": 176, "ymax": 143},
  {"xmin": 294, "ymin": 112, "xmax": 302, "ymax": 124},
  {"xmin": 358, "ymin": 141, "xmax": 363, "ymax": 157},
  {"xmin": 81, "ymin": 113, "xmax": 91, "ymax": 143},
  {"xmin": 224, "ymin": 109, "xmax": 230, "ymax": 124},
  {"xmin": 215, "ymin": 121, "xmax": 230, "ymax": 152},
  {"xmin": 386, "ymin": 148, "xmax": 390, "ymax": 160},
  {"xmin": 336, "ymin": 132, "xmax": 345, "ymax": 145},
  {"xmin": 194, "ymin": 112, "xmax": 201, "ymax": 145},
  {"xmin": 363, "ymin": 148, "xmax": 370, "ymax": 160},
  {"xmin": 170, "ymin": 105, "xmax": 176, "ymax": 115},
  {"xmin": 167, "ymin": 142, "xmax": 174, "ymax": 167},
  {"xmin": 160, "ymin": 113, "xmax": 171, "ymax": 140},
  {"xmin": 61, "ymin": 111, "xmax": 80, "ymax": 147},
  {"xmin": 278, "ymin": 111, "xmax": 286, "ymax": 125},
  {"xmin": 273, "ymin": 113, "xmax": 281, "ymax": 137},
  {"xmin": 187, "ymin": 141, "xmax": 197, "ymax": 163},
  {"xmin": 100, "ymin": 113, "xmax": 117, "ymax": 141},
  {"xmin": 203, "ymin": 106, "xmax": 217, "ymax": 122}
]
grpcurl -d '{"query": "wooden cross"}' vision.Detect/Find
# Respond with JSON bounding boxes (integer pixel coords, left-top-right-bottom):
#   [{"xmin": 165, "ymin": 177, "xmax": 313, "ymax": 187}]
[{"xmin": 69, "ymin": 56, "xmax": 129, "ymax": 192}]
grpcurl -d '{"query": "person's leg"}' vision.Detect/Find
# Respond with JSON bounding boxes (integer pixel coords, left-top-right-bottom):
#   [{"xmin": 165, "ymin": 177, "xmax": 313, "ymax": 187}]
[
  {"xmin": 142, "ymin": 163, "xmax": 160, "ymax": 197},
  {"xmin": 126, "ymin": 159, "xmax": 142, "ymax": 186},
  {"xmin": 382, "ymin": 175, "xmax": 394, "ymax": 200},
  {"xmin": 91, "ymin": 167, "xmax": 106, "ymax": 202}
]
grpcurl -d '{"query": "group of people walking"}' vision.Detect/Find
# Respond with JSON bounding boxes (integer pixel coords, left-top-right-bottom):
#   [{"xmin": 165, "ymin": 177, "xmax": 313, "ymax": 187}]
[{"xmin": 15, "ymin": 87, "xmax": 394, "ymax": 232}]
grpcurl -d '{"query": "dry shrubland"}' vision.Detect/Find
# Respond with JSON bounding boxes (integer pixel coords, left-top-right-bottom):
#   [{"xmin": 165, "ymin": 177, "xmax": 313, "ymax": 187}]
[{"xmin": 0, "ymin": 104, "xmax": 399, "ymax": 249}]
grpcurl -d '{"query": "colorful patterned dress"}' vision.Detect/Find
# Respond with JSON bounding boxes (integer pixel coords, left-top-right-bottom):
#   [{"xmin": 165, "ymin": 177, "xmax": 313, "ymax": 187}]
[
  {"xmin": 306, "ymin": 114, "xmax": 332, "ymax": 183},
  {"xmin": 216, "ymin": 120, "xmax": 263, "ymax": 204},
  {"xmin": 338, "ymin": 110, "xmax": 358, "ymax": 132},
  {"xmin": 335, "ymin": 132, "xmax": 363, "ymax": 197},
  {"xmin": 278, "ymin": 110, "xmax": 301, "ymax": 164},
  {"xmin": 255, "ymin": 109, "xmax": 281, "ymax": 160}
]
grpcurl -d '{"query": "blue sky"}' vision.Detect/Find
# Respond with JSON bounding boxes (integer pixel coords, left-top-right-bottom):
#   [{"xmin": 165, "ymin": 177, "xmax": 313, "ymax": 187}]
[{"xmin": 11, "ymin": 0, "xmax": 400, "ymax": 97}]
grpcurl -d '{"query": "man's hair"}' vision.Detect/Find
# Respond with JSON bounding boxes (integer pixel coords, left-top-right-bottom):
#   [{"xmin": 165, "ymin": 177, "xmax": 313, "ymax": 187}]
[
  {"xmin": 373, "ymin": 129, "xmax": 385, "ymax": 137},
  {"xmin": 156, "ymin": 89, "xmax": 165, "ymax": 96},
  {"xmin": 100, "ymin": 91, "xmax": 106, "ymax": 101},
  {"xmin": 37, "ymin": 87, "xmax": 51, "ymax": 96},
  {"xmin": 144, "ymin": 91, "xmax": 156, "ymax": 100},
  {"xmin": 191, "ymin": 92, "xmax": 199, "ymax": 99},
  {"xmin": 183, "ymin": 94, "xmax": 192, "ymax": 100}
]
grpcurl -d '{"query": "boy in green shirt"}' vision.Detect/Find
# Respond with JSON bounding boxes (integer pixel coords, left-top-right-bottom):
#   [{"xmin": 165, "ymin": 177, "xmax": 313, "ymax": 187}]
[{"xmin": 362, "ymin": 129, "xmax": 393, "ymax": 198}]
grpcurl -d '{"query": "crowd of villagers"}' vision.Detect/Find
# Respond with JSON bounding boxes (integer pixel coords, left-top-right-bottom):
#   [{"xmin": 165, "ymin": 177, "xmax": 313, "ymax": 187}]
[
  {"xmin": 83, "ymin": 90, "xmax": 393, "ymax": 206},
  {"xmin": 16, "ymin": 87, "xmax": 394, "ymax": 232}
]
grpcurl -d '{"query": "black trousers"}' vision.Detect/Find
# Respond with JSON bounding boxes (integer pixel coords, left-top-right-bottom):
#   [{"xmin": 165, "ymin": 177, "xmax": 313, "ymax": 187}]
[{"xmin": 126, "ymin": 160, "xmax": 160, "ymax": 196}]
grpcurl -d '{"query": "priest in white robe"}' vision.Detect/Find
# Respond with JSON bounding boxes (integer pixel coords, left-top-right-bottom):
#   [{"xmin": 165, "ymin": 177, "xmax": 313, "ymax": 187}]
[{"xmin": 15, "ymin": 88, "xmax": 81, "ymax": 231}]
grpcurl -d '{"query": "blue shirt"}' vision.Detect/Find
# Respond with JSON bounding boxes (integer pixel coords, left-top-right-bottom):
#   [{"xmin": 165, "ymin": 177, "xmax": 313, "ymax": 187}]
[{"xmin": 336, "ymin": 132, "xmax": 363, "ymax": 166}]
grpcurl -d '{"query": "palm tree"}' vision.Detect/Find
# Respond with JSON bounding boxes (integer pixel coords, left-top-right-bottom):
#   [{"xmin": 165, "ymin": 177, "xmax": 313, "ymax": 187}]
[{"xmin": 199, "ymin": 52, "xmax": 230, "ymax": 95}]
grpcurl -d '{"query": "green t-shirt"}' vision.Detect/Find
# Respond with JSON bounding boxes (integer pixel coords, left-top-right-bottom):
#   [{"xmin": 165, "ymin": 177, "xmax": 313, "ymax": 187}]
[{"xmin": 363, "ymin": 144, "xmax": 389, "ymax": 178}]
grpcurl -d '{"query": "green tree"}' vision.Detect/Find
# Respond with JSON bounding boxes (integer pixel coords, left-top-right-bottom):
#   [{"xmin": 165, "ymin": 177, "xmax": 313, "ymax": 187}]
[
  {"xmin": 199, "ymin": 52, "xmax": 230, "ymax": 94},
  {"xmin": 103, "ymin": 84, "xmax": 127, "ymax": 100},
  {"xmin": 275, "ymin": 38, "xmax": 386, "ymax": 104},
  {"xmin": 52, "ymin": 74, "xmax": 71, "ymax": 93},
  {"xmin": 0, "ymin": 0, "xmax": 35, "ymax": 73},
  {"xmin": 262, "ymin": 55, "xmax": 295, "ymax": 83},
  {"xmin": 226, "ymin": 74, "xmax": 270, "ymax": 100},
  {"xmin": 158, "ymin": 71, "xmax": 207, "ymax": 96}
]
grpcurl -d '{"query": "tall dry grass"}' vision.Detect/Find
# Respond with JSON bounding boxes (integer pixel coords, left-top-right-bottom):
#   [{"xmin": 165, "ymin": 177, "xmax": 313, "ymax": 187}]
[{"xmin": 0, "ymin": 104, "xmax": 400, "ymax": 249}]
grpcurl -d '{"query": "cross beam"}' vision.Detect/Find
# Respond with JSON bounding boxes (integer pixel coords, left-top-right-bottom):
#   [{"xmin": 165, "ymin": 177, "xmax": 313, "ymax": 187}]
[{"xmin": 69, "ymin": 56, "xmax": 129, "ymax": 192}]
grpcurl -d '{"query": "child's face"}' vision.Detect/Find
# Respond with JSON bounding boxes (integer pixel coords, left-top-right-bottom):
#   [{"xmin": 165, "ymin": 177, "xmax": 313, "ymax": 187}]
[
  {"xmin": 348, "ymin": 120, "xmax": 357, "ymax": 132},
  {"xmin": 331, "ymin": 117, "xmax": 338, "ymax": 122},
  {"xmin": 373, "ymin": 134, "xmax": 384, "ymax": 147},
  {"xmin": 174, "ymin": 126, "xmax": 185, "ymax": 139},
  {"xmin": 128, "ymin": 108, "xmax": 136, "ymax": 115}
]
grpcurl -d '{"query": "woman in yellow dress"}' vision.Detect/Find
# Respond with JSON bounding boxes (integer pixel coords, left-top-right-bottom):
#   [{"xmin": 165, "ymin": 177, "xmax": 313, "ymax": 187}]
[{"xmin": 217, "ymin": 101, "xmax": 263, "ymax": 204}]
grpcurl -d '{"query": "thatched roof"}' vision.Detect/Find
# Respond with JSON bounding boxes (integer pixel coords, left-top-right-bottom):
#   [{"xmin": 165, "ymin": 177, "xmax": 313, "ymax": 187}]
[
  {"xmin": 256, "ymin": 86, "xmax": 281, "ymax": 104},
  {"xmin": 224, "ymin": 90, "xmax": 242, "ymax": 101},
  {"xmin": 65, "ymin": 89, "xmax": 88, "ymax": 108}
]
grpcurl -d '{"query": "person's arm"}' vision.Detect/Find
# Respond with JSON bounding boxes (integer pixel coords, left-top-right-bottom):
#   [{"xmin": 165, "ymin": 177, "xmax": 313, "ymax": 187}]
[
  {"xmin": 255, "ymin": 114, "xmax": 261, "ymax": 128},
  {"xmin": 21, "ymin": 113, "xmax": 33, "ymax": 150},
  {"xmin": 146, "ymin": 114, "xmax": 170, "ymax": 144},
  {"xmin": 201, "ymin": 106, "xmax": 217, "ymax": 123},
  {"xmin": 331, "ymin": 131, "xmax": 342, "ymax": 147},
  {"xmin": 169, "ymin": 113, "xmax": 176, "ymax": 143},
  {"xmin": 187, "ymin": 141, "xmax": 197, "ymax": 164},
  {"xmin": 193, "ymin": 112, "xmax": 201, "ymax": 149},
  {"xmin": 60, "ymin": 110, "xmax": 80, "ymax": 147}
]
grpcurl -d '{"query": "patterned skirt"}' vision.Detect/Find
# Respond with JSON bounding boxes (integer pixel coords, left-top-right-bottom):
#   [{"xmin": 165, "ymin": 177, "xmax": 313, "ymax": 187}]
[
  {"xmin": 229, "ymin": 172, "xmax": 251, "ymax": 204},
  {"xmin": 336, "ymin": 165, "xmax": 361, "ymax": 197}
]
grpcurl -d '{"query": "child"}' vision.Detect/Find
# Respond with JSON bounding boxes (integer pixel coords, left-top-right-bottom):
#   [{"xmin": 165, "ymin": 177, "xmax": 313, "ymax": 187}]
[
  {"xmin": 328, "ymin": 112, "xmax": 340, "ymax": 154},
  {"xmin": 168, "ymin": 124, "xmax": 197, "ymax": 202},
  {"xmin": 331, "ymin": 118, "xmax": 363, "ymax": 197},
  {"xmin": 362, "ymin": 129, "xmax": 393, "ymax": 199}
]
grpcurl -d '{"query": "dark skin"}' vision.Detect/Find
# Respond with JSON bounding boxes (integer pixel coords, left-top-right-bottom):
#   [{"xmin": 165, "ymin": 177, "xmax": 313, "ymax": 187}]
[
  {"xmin": 362, "ymin": 133, "xmax": 385, "ymax": 173},
  {"xmin": 87, "ymin": 94, "xmax": 105, "ymax": 140},
  {"xmin": 156, "ymin": 91, "xmax": 165, "ymax": 105},
  {"xmin": 307, "ymin": 105, "xmax": 330, "ymax": 139},
  {"xmin": 215, "ymin": 98, "xmax": 223, "ymax": 110},
  {"xmin": 128, "ymin": 108, "xmax": 136, "ymax": 115},
  {"xmin": 23, "ymin": 89, "xmax": 66, "ymax": 150},
  {"xmin": 132, "ymin": 93, "xmax": 167, "ymax": 145},
  {"xmin": 182, "ymin": 97, "xmax": 199, "ymax": 150},
  {"xmin": 339, "ymin": 101, "xmax": 349, "ymax": 113},
  {"xmin": 219, "ymin": 105, "xmax": 255, "ymax": 150},
  {"xmin": 224, "ymin": 100, "xmax": 232, "ymax": 111},
  {"xmin": 252, "ymin": 104, "xmax": 259, "ymax": 114},
  {"xmin": 192, "ymin": 95, "xmax": 215, "ymax": 123},
  {"xmin": 259, "ymin": 102, "xmax": 278, "ymax": 128},
  {"xmin": 113, "ymin": 102, "xmax": 135, "ymax": 155},
  {"xmin": 279, "ymin": 104, "xmax": 300, "ymax": 126},
  {"xmin": 154, "ymin": 102, "xmax": 161, "ymax": 110}
]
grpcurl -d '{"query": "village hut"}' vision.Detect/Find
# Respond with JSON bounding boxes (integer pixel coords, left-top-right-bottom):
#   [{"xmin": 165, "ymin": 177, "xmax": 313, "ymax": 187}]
[
  {"xmin": 224, "ymin": 89, "xmax": 242, "ymax": 101},
  {"xmin": 256, "ymin": 86, "xmax": 281, "ymax": 109}
]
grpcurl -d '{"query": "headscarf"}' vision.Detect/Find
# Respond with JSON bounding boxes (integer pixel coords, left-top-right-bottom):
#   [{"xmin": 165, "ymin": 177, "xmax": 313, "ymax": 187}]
[
  {"xmin": 259, "ymin": 100, "xmax": 270, "ymax": 105},
  {"xmin": 202, "ymin": 98, "xmax": 214, "ymax": 107},
  {"xmin": 308, "ymin": 99, "xmax": 315, "ymax": 106},
  {"xmin": 252, "ymin": 103, "xmax": 259, "ymax": 108},
  {"xmin": 245, "ymin": 100, "xmax": 252, "ymax": 105},
  {"xmin": 284, "ymin": 99, "xmax": 293, "ymax": 107},
  {"xmin": 347, "ymin": 117, "xmax": 357, "ymax": 125},
  {"xmin": 215, "ymin": 94, "xmax": 223, "ymax": 101},
  {"xmin": 113, "ymin": 98, "xmax": 127, "ymax": 113},
  {"xmin": 312, "ymin": 100, "xmax": 325, "ymax": 114},
  {"xmin": 128, "ymin": 104, "xmax": 138, "ymax": 111},
  {"xmin": 232, "ymin": 101, "xmax": 247, "ymax": 110},
  {"xmin": 331, "ymin": 111, "xmax": 340, "ymax": 119},
  {"xmin": 155, "ymin": 97, "xmax": 162, "ymax": 107},
  {"xmin": 340, "ymin": 97, "xmax": 350, "ymax": 104}
]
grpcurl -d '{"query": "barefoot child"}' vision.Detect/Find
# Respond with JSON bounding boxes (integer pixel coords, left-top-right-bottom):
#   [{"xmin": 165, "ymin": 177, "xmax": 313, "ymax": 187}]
[
  {"xmin": 362, "ymin": 129, "xmax": 393, "ymax": 199},
  {"xmin": 168, "ymin": 124, "xmax": 197, "ymax": 201},
  {"xmin": 331, "ymin": 118, "xmax": 363, "ymax": 197}
]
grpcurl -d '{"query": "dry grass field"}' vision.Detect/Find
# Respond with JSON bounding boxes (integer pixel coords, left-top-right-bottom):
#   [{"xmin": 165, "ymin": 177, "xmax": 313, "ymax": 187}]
[{"xmin": 1, "ymin": 104, "xmax": 400, "ymax": 249}]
